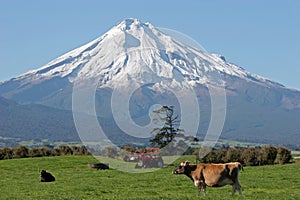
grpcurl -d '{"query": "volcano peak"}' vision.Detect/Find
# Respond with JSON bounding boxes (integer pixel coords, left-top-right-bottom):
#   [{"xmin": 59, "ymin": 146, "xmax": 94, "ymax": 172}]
[{"xmin": 115, "ymin": 18, "xmax": 149, "ymax": 31}]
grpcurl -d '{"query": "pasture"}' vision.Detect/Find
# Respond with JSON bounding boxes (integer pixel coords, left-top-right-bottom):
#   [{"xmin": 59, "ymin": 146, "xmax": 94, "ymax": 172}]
[{"xmin": 0, "ymin": 155, "xmax": 299, "ymax": 199}]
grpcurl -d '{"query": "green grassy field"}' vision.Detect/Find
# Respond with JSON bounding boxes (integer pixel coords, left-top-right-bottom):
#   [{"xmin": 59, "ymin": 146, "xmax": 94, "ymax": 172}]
[{"xmin": 0, "ymin": 155, "xmax": 299, "ymax": 200}]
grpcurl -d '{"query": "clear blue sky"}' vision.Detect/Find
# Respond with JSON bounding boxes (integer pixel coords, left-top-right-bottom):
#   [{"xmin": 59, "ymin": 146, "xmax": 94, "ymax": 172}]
[{"xmin": 1, "ymin": 1, "xmax": 299, "ymax": 89}]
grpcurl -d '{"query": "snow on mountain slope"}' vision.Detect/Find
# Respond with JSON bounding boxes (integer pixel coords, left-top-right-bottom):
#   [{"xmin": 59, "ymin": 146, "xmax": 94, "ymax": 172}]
[{"xmin": 11, "ymin": 18, "xmax": 282, "ymax": 91}]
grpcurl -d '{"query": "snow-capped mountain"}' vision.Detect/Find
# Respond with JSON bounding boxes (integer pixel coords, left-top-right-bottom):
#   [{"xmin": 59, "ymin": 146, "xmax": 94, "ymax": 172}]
[
  {"xmin": 2, "ymin": 19, "xmax": 282, "ymax": 90},
  {"xmin": 0, "ymin": 18, "xmax": 300, "ymax": 146}
]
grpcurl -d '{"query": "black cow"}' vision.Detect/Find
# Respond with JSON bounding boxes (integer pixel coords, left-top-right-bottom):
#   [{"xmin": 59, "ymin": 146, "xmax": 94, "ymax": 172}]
[
  {"xmin": 40, "ymin": 170, "xmax": 55, "ymax": 182},
  {"xmin": 87, "ymin": 163, "xmax": 109, "ymax": 170}
]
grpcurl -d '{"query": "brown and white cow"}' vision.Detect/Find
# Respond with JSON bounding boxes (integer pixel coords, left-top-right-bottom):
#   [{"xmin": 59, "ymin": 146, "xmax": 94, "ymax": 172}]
[{"xmin": 173, "ymin": 161, "xmax": 243, "ymax": 196}]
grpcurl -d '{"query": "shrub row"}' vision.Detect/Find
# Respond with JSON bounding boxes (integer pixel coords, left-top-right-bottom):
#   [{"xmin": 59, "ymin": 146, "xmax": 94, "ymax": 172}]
[
  {"xmin": 0, "ymin": 145, "xmax": 90, "ymax": 160},
  {"xmin": 0, "ymin": 144, "xmax": 292, "ymax": 166},
  {"xmin": 194, "ymin": 146, "xmax": 292, "ymax": 166},
  {"xmin": 103, "ymin": 144, "xmax": 292, "ymax": 166}
]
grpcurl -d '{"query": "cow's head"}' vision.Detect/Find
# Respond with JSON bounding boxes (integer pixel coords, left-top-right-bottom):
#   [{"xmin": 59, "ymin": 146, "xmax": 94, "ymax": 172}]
[{"xmin": 173, "ymin": 161, "xmax": 190, "ymax": 174}]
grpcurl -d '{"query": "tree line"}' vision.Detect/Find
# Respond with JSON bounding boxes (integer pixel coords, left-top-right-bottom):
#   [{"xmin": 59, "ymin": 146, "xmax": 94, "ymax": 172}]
[
  {"xmin": 0, "ymin": 144, "xmax": 293, "ymax": 166},
  {"xmin": 0, "ymin": 145, "xmax": 90, "ymax": 160},
  {"xmin": 101, "ymin": 145, "xmax": 293, "ymax": 166},
  {"xmin": 194, "ymin": 145, "xmax": 292, "ymax": 166}
]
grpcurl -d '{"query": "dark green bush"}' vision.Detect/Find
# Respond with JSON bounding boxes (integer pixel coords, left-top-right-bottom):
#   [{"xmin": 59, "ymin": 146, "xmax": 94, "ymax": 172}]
[
  {"xmin": 276, "ymin": 146, "xmax": 292, "ymax": 164},
  {"xmin": 195, "ymin": 145, "xmax": 291, "ymax": 166},
  {"xmin": 0, "ymin": 145, "xmax": 90, "ymax": 160}
]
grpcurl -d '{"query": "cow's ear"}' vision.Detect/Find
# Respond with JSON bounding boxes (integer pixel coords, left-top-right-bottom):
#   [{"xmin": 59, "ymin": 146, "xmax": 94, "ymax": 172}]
[{"xmin": 184, "ymin": 161, "xmax": 190, "ymax": 166}]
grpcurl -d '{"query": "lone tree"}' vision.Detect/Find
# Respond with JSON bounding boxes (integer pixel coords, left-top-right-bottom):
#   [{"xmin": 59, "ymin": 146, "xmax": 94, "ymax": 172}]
[{"xmin": 150, "ymin": 105, "xmax": 183, "ymax": 148}]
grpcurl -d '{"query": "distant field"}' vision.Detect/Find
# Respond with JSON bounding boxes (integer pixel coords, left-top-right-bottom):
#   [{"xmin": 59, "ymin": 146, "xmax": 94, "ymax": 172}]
[{"xmin": 0, "ymin": 155, "xmax": 299, "ymax": 199}]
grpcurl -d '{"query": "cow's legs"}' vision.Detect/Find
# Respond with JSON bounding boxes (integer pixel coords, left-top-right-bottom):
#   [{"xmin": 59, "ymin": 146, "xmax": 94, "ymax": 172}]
[
  {"xmin": 196, "ymin": 181, "xmax": 207, "ymax": 196},
  {"xmin": 195, "ymin": 180, "xmax": 202, "ymax": 196},
  {"xmin": 237, "ymin": 181, "xmax": 242, "ymax": 195},
  {"xmin": 232, "ymin": 181, "xmax": 242, "ymax": 195},
  {"xmin": 202, "ymin": 183, "xmax": 206, "ymax": 196},
  {"xmin": 231, "ymin": 184, "xmax": 236, "ymax": 195}
]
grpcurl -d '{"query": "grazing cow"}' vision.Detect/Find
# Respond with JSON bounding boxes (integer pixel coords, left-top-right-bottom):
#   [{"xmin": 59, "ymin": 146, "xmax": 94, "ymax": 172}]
[
  {"xmin": 87, "ymin": 163, "xmax": 109, "ymax": 170},
  {"xmin": 173, "ymin": 161, "xmax": 242, "ymax": 196},
  {"xmin": 40, "ymin": 170, "xmax": 55, "ymax": 182}
]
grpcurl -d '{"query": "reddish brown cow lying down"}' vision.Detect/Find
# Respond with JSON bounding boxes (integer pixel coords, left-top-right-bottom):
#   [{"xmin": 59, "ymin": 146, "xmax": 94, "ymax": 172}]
[{"xmin": 173, "ymin": 161, "xmax": 243, "ymax": 196}]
